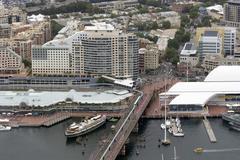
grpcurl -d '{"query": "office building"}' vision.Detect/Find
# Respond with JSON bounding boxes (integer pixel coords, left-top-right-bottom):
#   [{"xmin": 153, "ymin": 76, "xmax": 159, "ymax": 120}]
[
  {"xmin": 198, "ymin": 31, "xmax": 222, "ymax": 56},
  {"xmin": 196, "ymin": 27, "xmax": 236, "ymax": 56}
]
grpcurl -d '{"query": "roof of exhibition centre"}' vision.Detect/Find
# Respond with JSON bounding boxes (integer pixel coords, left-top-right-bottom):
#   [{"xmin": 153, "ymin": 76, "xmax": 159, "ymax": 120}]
[{"xmin": 161, "ymin": 66, "xmax": 240, "ymax": 106}]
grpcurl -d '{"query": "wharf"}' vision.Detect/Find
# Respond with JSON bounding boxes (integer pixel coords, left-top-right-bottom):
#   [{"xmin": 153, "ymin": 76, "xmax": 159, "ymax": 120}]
[
  {"xmin": 203, "ymin": 117, "xmax": 217, "ymax": 143},
  {"xmin": 2, "ymin": 111, "xmax": 124, "ymax": 128}
]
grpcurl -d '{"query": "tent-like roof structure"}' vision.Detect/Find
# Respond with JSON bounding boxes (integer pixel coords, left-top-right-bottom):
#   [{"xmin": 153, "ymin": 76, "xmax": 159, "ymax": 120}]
[
  {"xmin": 162, "ymin": 66, "xmax": 240, "ymax": 106},
  {"xmin": 0, "ymin": 90, "xmax": 132, "ymax": 107}
]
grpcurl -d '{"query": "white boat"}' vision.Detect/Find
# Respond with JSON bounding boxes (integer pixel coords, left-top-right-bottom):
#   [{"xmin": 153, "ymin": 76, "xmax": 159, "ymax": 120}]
[
  {"xmin": 173, "ymin": 131, "xmax": 184, "ymax": 137},
  {"xmin": 166, "ymin": 120, "xmax": 171, "ymax": 128},
  {"xmin": 0, "ymin": 125, "xmax": 11, "ymax": 131},
  {"xmin": 0, "ymin": 118, "xmax": 9, "ymax": 122},
  {"xmin": 161, "ymin": 123, "xmax": 166, "ymax": 129},
  {"xmin": 65, "ymin": 115, "xmax": 106, "ymax": 138},
  {"xmin": 168, "ymin": 128, "xmax": 173, "ymax": 133}
]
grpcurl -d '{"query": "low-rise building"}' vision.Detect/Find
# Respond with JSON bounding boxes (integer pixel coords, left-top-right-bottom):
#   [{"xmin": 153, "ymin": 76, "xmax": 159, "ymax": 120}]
[
  {"xmin": 203, "ymin": 55, "xmax": 240, "ymax": 72},
  {"xmin": 92, "ymin": 0, "xmax": 139, "ymax": 11},
  {"xmin": 171, "ymin": 1, "xmax": 194, "ymax": 13},
  {"xmin": 139, "ymin": 44, "xmax": 160, "ymax": 71},
  {"xmin": 180, "ymin": 43, "xmax": 199, "ymax": 66}
]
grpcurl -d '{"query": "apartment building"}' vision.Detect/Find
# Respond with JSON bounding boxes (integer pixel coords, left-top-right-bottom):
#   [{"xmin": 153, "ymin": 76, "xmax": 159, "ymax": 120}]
[
  {"xmin": 0, "ymin": 46, "xmax": 23, "ymax": 74},
  {"xmin": 224, "ymin": 0, "xmax": 240, "ymax": 27},
  {"xmin": 139, "ymin": 44, "xmax": 160, "ymax": 71},
  {"xmin": 0, "ymin": 5, "xmax": 27, "ymax": 24},
  {"xmin": 32, "ymin": 22, "xmax": 139, "ymax": 79},
  {"xmin": 0, "ymin": 21, "xmax": 51, "ymax": 60}
]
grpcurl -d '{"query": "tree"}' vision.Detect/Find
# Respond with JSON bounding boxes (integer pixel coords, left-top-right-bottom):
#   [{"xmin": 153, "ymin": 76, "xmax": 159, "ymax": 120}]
[
  {"xmin": 182, "ymin": 32, "xmax": 191, "ymax": 43},
  {"xmin": 189, "ymin": 5, "xmax": 199, "ymax": 19},
  {"xmin": 51, "ymin": 20, "xmax": 64, "ymax": 38},
  {"xmin": 167, "ymin": 39, "xmax": 180, "ymax": 50},
  {"xmin": 164, "ymin": 47, "xmax": 179, "ymax": 65},
  {"xmin": 161, "ymin": 20, "xmax": 171, "ymax": 29},
  {"xmin": 200, "ymin": 16, "xmax": 211, "ymax": 27},
  {"xmin": 181, "ymin": 15, "xmax": 190, "ymax": 28},
  {"xmin": 22, "ymin": 59, "xmax": 31, "ymax": 68}
]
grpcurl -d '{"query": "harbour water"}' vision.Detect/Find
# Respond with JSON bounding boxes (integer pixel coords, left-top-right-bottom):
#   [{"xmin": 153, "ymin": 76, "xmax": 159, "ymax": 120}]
[{"xmin": 0, "ymin": 118, "xmax": 240, "ymax": 160}]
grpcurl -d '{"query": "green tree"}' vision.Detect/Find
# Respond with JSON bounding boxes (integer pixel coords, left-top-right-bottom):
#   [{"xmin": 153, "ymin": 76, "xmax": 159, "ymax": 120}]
[
  {"xmin": 51, "ymin": 20, "xmax": 64, "ymax": 38},
  {"xmin": 22, "ymin": 59, "xmax": 31, "ymax": 68},
  {"xmin": 167, "ymin": 39, "xmax": 180, "ymax": 50},
  {"xmin": 182, "ymin": 32, "xmax": 191, "ymax": 43},
  {"xmin": 181, "ymin": 15, "xmax": 190, "ymax": 28},
  {"xmin": 161, "ymin": 20, "xmax": 171, "ymax": 29},
  {"xmin": 189, "ymin": 5, "xmax": 199, "ymax": 19},
  {"xmin": 164, "ymin": 47, "xmax": 179, "ymax": 65},
  {"xmin": 200, "ymin": 16, "xmax": 211, "ymax": 27}
]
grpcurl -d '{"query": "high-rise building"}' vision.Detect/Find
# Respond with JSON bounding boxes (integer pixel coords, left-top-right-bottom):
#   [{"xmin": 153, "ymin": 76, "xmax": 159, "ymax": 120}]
[
  {"xmin": 32, "ymin": 22, "xmax": 139, "ymax": 79},
  {"xmin": 224, "ymin": 0, "xmax": 240, "ymax": 27}
]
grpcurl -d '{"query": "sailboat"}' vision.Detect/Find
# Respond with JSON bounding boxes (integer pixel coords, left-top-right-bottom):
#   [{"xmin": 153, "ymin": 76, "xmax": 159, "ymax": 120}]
[{"xmin": 162, "ymin": 79, "xmax": 171, "ymax": 145}]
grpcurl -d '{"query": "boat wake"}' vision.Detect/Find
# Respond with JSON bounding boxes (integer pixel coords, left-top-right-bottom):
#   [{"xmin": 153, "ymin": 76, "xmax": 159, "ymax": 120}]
[{"xmin": 203, "ymin": 148, "xmax": 240, "ymax": 153}]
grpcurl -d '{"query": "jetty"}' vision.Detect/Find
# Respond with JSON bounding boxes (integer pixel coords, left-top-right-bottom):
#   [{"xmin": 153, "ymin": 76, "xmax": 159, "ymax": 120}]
[{"xmin": 203, "ymin": 117, "xmax": 217, "ymax": 143}]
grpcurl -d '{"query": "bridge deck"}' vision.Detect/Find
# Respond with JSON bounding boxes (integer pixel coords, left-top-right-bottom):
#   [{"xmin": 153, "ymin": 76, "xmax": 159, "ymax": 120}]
[{"xmin": 89, "ymin": 92, "xmax": 153, "ymax": 160}]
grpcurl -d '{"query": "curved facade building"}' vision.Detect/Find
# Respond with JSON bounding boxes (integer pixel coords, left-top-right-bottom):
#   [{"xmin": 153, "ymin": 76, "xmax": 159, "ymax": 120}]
[{"xmin": 32, "ymin": 22, "xmax": 139, "ymax": 79}]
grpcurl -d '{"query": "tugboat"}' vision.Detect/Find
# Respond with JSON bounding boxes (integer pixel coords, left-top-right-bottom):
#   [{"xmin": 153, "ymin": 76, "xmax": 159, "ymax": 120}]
[{"xmin": 65, "ymin": 115, "xmax": 106, "ymax": 138}]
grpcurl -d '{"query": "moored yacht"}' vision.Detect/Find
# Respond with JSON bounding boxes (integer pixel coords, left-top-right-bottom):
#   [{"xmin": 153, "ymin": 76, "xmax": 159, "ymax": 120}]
[{"xmin": 0, "ymin": 125, "xmax": 11, "ymax": 131}]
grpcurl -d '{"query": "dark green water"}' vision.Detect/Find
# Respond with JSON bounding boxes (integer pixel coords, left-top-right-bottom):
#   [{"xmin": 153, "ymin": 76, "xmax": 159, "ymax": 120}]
[{"xmin": 0, "ymin": 118, "xmax": 239, "ymax": 160}]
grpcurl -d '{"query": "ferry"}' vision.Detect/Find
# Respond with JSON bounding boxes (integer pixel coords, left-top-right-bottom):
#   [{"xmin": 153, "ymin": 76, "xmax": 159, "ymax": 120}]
[
  {"xmin": 222, "ymin": 113, "xmax": 240, "ymax": 131},
  {"xmin": 0, "ymin": 125, "xmax": 11, "ymax": 131},
  {"xmin": 65, "ymin": 115, "xmax": 106, "ymax": 138}
]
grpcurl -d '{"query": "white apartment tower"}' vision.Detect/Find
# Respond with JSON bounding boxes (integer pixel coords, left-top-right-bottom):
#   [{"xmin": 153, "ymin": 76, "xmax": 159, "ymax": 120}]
[{"xmin": 32, "ymin": 23, "xmax": 139, "ymax": 79}]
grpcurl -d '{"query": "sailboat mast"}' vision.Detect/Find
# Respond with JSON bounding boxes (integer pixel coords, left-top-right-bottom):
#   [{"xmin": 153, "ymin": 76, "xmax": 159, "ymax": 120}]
[
  {"xmin": 174, "ymin": 146, "xmax": 177, "ymax": 160},
  {"xmin": 164, "ymin": 78, "xmax": 167, "ymax": 141}
]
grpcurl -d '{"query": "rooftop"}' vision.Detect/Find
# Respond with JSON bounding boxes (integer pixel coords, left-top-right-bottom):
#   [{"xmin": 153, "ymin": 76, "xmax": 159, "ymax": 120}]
[
  {"xmin": 84, "ymin": 22, "xmax": 115, "ymax": 31},
  {"xmin": 161, "ymin": 66, "xmax": 240, "ymax": 106},
  {"xmin": 204, "ymin": 31, "xmax": 218, "ymax": 37},
  {"xmin": 0, "ymin": 89, "xmax": 133, "ymax": 107}
]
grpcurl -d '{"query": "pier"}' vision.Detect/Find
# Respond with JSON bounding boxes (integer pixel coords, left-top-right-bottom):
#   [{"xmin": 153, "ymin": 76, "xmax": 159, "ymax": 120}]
[{"xmin": 203, "ymin": 117, "xmax": 217, "ymax": 143}]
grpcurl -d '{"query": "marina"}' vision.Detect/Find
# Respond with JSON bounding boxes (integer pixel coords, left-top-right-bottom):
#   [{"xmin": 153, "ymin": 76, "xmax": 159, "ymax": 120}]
[{"xmin": 1, "ymin": 118, "xmax": 240, "ymax": 160}]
